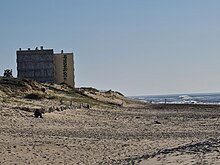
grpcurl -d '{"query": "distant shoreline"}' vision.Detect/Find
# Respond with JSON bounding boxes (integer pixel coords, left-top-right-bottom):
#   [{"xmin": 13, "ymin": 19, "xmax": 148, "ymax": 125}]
[{"xmin": 132, "ymin": 92, "xmax": 220, "ymax": 105}]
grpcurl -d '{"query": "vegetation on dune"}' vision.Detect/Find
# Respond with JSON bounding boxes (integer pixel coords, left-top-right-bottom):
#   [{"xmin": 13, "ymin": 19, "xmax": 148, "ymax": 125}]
[
  {"xmin": 0, "ymin": 77, "xmax": 144, "ymax": 112},
  {"xmin": 24, "ymin": 93, "xmax": 45, "ymax": 100}
]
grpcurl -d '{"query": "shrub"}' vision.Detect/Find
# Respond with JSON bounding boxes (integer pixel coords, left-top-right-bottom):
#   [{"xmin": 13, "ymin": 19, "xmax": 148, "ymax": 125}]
[{"xmin": 25, "ymin": 93, "xmax": 44, "ymax": 100}]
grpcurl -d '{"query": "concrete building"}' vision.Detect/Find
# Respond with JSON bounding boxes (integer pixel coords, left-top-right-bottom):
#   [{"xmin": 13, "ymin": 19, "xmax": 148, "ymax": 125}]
[{"xmin": 17, "ymin": 46, "xmax": 75, "ymax": 87}]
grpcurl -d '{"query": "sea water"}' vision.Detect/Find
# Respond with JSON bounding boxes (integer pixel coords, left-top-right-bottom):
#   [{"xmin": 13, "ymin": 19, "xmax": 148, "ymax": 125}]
[{"xmin": 132, "ymin": 93, "xmax": 220, "ymax": 104}]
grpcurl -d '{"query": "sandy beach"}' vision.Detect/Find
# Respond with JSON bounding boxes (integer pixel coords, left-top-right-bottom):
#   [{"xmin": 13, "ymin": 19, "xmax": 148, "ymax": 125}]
[
  {"xmin": 1, "ymin": 102, "xmax": 220, "ymax": 164},
  {"xmin": 0, "ymin": 78, "xmax": 219, "ymax": 164}
]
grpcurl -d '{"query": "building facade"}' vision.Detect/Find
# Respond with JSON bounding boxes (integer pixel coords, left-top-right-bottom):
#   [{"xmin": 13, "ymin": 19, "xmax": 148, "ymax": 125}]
[
  {"xmin": 54, "ymin": 51, "xmax": 75, "ymax": 88},
  {"xmin": 17, "ymin": 46, "xmax": 75, "ymax": 87}
]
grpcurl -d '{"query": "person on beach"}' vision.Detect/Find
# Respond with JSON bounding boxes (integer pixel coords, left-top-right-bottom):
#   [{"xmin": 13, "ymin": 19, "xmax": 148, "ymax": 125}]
[{"xmin": 34, "ymin": 109, "xmax": 43, "ymax": 118}]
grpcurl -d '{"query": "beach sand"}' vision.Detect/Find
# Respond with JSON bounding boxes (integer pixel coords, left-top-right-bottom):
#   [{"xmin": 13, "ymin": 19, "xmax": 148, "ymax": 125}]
[{"xmin": 0, "ymin": 103, "xmax": 220, "ymax": 164}]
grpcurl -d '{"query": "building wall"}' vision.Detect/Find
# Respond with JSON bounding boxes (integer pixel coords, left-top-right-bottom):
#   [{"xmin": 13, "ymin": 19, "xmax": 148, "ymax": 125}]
[
  {"xmin": 17, "ymin": 47, "xmax": 75, "ymax": 88},
  {"xmin": 54, "ymin": 53, "xmax": 75, "ymax": 88},
  {"xmin": 17, "ymin": 48, "xmax": 55, "ymax": 83}
]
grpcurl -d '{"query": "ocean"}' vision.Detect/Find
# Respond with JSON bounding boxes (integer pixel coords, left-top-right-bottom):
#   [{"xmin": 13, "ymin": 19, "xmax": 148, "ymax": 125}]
[{"xmin": 132, "ymin": 93, "xmax": 220, "ymax": 105}]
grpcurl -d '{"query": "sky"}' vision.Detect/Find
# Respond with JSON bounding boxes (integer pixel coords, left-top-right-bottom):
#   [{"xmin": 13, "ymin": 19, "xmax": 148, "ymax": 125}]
[{"xmin": 1, "ymin": 0, "xmax": 220, "ymax": 96}]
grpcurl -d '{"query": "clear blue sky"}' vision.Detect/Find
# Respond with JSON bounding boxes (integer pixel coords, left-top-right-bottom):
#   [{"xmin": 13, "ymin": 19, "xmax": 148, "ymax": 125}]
[{"xmin": 1, "ymin": 0, "xmax": 220, "ymax": 96}]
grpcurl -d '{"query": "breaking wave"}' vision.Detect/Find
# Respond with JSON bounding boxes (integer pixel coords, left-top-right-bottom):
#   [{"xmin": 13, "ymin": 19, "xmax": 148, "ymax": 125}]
[{"xmin": 132, "ymin": 93, "xmax": 220, "ymax": 105}]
